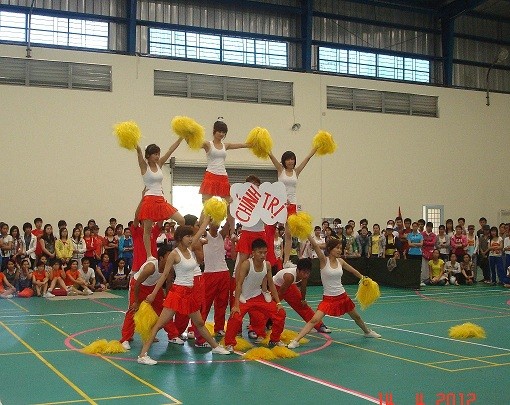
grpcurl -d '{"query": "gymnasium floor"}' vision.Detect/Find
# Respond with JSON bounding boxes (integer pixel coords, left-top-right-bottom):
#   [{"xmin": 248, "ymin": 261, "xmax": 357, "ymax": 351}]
[{"xmin": 1, "ymin": 284, "xmax": 508, "ymax": 405}]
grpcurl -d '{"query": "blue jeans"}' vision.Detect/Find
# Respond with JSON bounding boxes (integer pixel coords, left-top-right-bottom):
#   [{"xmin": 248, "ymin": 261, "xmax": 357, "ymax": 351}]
[{"xmin": 488, "ymin": 256, "xmax": 504, "ymax": 283}]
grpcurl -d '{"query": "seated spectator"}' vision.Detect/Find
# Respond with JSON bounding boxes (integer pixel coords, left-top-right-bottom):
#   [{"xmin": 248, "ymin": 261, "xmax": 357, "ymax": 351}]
[
  {"xmin": 18, "ymin": 259, "xmax": 33, "ymax": 292},
  {"xmin": 445, "ymin": 253, "xmax": 461, "ymax": 285},
  {"xmin": 424, "ymin": 249, "xmax": 446, "ymax": 286},
  {"xmin": 369, "ymin": 224, "xmax": 385, "ymax": 258},
  {"xmin": 355, "ymin": 226, "xmax": 370, "ymax": 258},
  {"xmin": 4, "ymin": 259, "xmax": 19, "ymax": 292},
  {"xmin": 435, "ymin": 225, "xmax": 451, "ymax": 262},
  {"xmin": 65, "ymin": 260, "xmax": 93, "ymax": 295},
  {"xmin": 32, "ymin": 260, "xmax": 49, "ymax": 297},
  {"xmin": 387, "ymin": 250, "xmax": 400, "ymax": 271},
  {"xmin": 78, "ymin": 258, "xmax": 95, "ymax": 292},
  {"xmin": 96, "ymin": 253, "xmax": 113, "ymax": 291},
  {"xmin": 111, "ymin": 258, "xmax": 129, "ymax": 289},
  {"xmin": 0, "ymin": 266, "xmax": 16, "ymax": 299},
  {"xmin": 460, "ymin": 254, "xmax": 475, "ymax": 285},
  {"xmin": 47, "ymin": 259, "xmax": 67, "ymax": 296}
]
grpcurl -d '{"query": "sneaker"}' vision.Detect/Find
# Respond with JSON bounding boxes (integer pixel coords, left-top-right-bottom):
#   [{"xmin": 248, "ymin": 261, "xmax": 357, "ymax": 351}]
[
  {"xmin": 215, "ymin": 330, "xmax": 226, "ymax": 337},
  {"xmin": 318, "ymin": 325, "xmax": 332, "ymax": 333},
  {"xmin": 85, "ymin": 288, "xmax": 94, "ymax": 295},
  {"xmin": 5, "ymin": 294, "xmax": 14, "ymax": 299},
  {"xmin": 67, "ymin": 289, "xmax": 77, "ymax": 296},
  {"xmin": 269, "ymin": 340, "xmax": 285, "ymax": 347},
  {"xmin": 225, "ymin": 345, "xmax": 234, "ymax": 353},
  {"xmin": 364, "ymin": 330, "xmax": 381, "ymax": 338},
  {"xmin": 255, "ymin": 336, "xmax": 265, "ymax": 344},
  {"xmin": 44, "ymin": 292, "xmax": 55, "ymax": 298},
  {"xmin": 121, "ymin": 340, "xmax": 131, "ymax": 350},
  {"xmin": 211, "ymin": 345, "xmax": 231, "ymax": 355},
  {"xmin": 137, "ymin": 353, "xmax": 157, "ymax": 365},
  {"xmin": 180, "ymin": 333, "xmax": 188, "ymax": 341},
  {"xmin": 420, "ymin": 282, "xmax": 426, "ymax": 287},
  {"xmin": 287, "ymin": 340, "xmax": 300, "ymax": 349},
  {"xmin": 283, "ymin": 260, "xmax": 294, "ymax": 268},
  {"xmin": 194, "ymin": 341, "xmax": 211, "ymax": 348},
  {"xmin": 169, "ymin": 337, "xmax": 185, "ymax": 345},
  {"xmin": 187, "ymin": 331, "xmax": 195, "ymax": 339},
  {"xmin": 248, "ymin": 330, "xmax": 258, "ymax": 339}
]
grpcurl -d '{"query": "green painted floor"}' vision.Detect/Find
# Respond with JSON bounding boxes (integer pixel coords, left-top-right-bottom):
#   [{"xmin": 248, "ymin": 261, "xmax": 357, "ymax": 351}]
[{"xmin": 1, "ymin": 284, "xmax": 509, "ymax": 405}]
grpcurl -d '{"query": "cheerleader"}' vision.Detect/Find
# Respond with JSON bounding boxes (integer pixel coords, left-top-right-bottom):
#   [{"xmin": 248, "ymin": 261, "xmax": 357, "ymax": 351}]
[
  {"xmin": 268, "ymin": 148, "xmax": 317, "ymax": 267},
  {"xmin": 137, "ymin": 216, "xmax": 230, "ymax": 365},
  {"xmin": 199, "ymin": 120, "xmax": 250, "ymax": 235},
  {"xmin": 287, "ymin": 236, "xmax": 381, "ymax": 349},
  {"xmin": 136, "ymin": 139, "xmax": 185, "ymax": 261}
]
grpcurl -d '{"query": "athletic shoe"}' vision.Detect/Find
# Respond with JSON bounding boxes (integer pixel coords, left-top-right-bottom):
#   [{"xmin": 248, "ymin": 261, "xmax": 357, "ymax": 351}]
[
  {"xmin": 180, "ymin": 333, "xmax": 188, "ymax": 341},
  {"xmin": 248, "ymin": 330, "xmax": 258, "ymax": 339},
  {"xmin": 44, "ymin": 292, "xmax": 55, "ymax": 298},
  {"xmin": 85, "ymin": 288, "xmax": 94, "ymax": 295},
  {"xmin": 364, "ymin": 330, "xmax": 381, "ymax": 338},
  {"xmin": 67, "ymin": 289, "xmax": 78, "ymax": 296},
  {"xmin": 194, "ymin": 341, "xmax": 211, "ymax": 348},
  {"xmin": 420, "ymin": 282, "xmax": 426, "ymax": 287},
  {"xmin": 318, "ymin": 325, "xmax": 332, "ymax": 333},
  {"xmin": 216, "ymin": 330, "xmax": 226, "ymax": 337},
  {"xmin": 169, "ymin": 337, "xmax": 185, "ymax": 345},
  {"xmin": 269, "ymin": 340, "xmax": 285, "ymax": 347},
  {"xmin": 187, "ymin": 331, "xmax": 195, "ymax": 339},
  {"xmin": 255, "ymin": 336, "xmax": 265, "ymax": 344},
  {"xmin": 287, "ymin": 340, "xmax": 300, "ymax": 349},
  {"xmin": 137, "ymin": 353, "xmax": 157, "ymax": 365},
  {"xmin": 283, "ymin": 261, "xmax": 294, "ymax": 268},
  {"xmin": 225, "ymin": 345, "xmax": 234, "ymax": 353},
  {"xmin": 121, "ymin": 340, "xmax": 131, "ymax": 350},
  {"xmin": 5, "ymin": 294, "xmax": 14, "ymax": 299},
  {"xmin": 211, "ymin": 346, "xmax": 231, "ymax": 355}
]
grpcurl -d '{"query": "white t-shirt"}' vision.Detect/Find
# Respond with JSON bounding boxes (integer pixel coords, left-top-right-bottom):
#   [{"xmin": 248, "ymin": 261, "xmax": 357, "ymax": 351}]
[
  {"xmin": 79, "ymin": 267, "xmax": 95, "ymax": 284},
  {"xmin": 504, "ymin": 236, "xmax": 510, "ymax": 255},
  {"xmin": 321, "ymin": 257, "xmax": 346, "ymax": 296},
  {"xmin": 203, "ymin": 232, "xmax": 228, "ymax": 273},
  {"xmin": 0, "ymin": 234, "xmax": 13, "ymax": 257},
  {"xmin": 206, "ymin": 141, "xmax": 227, "ymax": 175}
]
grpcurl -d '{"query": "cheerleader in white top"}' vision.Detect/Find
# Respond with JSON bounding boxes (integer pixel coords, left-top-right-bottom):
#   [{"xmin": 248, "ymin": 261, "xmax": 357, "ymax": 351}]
[
  {"xmin": 288, "ymin": 236, "xmax": 381, "ymax": 349},
  {"xmin": 137, "ymin": 216, "xmax": 230, "ymax": 365},
  {"xmin": 136, "ymin": 140, "xmax": 185, "ymax": 261},
  {"xmin": 199, "ymin": 120, "xmax": 250, "ymax": 234},
  {"xmin": 268, "ymin": 148, "xmax": 317, "ymax": 267}
]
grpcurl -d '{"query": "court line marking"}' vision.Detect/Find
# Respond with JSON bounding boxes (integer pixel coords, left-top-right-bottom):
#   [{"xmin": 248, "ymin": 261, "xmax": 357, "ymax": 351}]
[
  {"xmin": 0, "ymin": 321, "xmax": 97, "ymax": 404},
  {"xmin": 0, "ymin": 348, "xmax": 70, "ymax": 356},
  {"xmin": 4, "ymin": 298, "xmax": 29, "ymax": 312},
  {"xmin": 415, "ymin": 290, "xmax": 509, "ymax": 314},
  {"xmin": 41, "ymin": 319, "xmax": 182, "ymax": 405},
  {"xmin": 34, "ymin": 392, "xmax": 160, "ymax": 405},
  {"xmin": 0, "ymin": 310, "xmax": 124, "ymax": 319}
]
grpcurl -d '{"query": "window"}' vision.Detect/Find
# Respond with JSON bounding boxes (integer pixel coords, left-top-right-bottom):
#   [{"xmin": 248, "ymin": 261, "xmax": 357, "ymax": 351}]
[
  {"xmin": 0, "ymin": 10, "xmax": 108, "ymax": 50},
  {"xmin": 150, "ymin": 28, "xmax": 288, "ymax": 68},
  {"xmin": 319, "ymin": 47, "xmax": 430, "ymax": 83},
  {"xmin": 423, "ymin": 205, "xmax": 444, "ymax": 234}
]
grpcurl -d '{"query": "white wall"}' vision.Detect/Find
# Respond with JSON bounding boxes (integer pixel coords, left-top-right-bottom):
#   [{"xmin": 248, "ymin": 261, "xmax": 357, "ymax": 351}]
[{"xmin": 1, "ymin": 43, "xmax": 509, "ymax": 231}]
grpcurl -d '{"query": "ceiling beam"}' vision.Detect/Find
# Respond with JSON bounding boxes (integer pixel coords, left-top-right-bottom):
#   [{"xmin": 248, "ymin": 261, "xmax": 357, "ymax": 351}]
[{"xmin": 439, "ymin": 0, "xmax": 489, "ymax": 21}]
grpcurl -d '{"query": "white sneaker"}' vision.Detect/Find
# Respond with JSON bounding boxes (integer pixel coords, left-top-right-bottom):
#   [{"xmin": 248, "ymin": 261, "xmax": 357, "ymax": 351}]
[
  {"xmin": 216, "ymin": 330, "xmax": 225, "ymax": 337},
  {"xmin": 137, "ymin": 353, "xmax": 157, "ymax": 365},
  {"xmin": 225, "ymin": 345, "xmax": 234, "ymax": 353},
  {"xmin": 85, "ymin": 288, "xmax": 94, "ymax": 295},
  {"xmin": 211, "ymin": 345, "xmax": 231, "ymax": 355},
  {"xmin": 187, "ymin": 331, "xmax": 195, "ymax": 339},
  {"xmin": 283, "ymin": 261, "xmax": 294, "ymax": 268},
  {"xmin": 121, "ymin": 341, "xmax": 131, "ymax": 350},
  {"xmin": 269, "ymin": 340, "xmax": 285, "ymax": 347},
  {"xmin": 5, "ymin": 294, "xmax": 14, "ymax": 299},
  {"xmin": 248, "ymin": 330, "xmax": 258, "ymax": 339},
  {"xmin": 420, "ymin": 282, "xmax": 426, "ymax": 287},
  {"xmin": 287, "ymin": 340, "xmax": 300, "ymax": 349},
  {"xmin": 318, "ymin": 325, "xmax": 332, "ymax": 333},
  {"xmin": 255, "ymin": 336, "xmax": 264, "ymax": 344},
  {"xmin": 194, "ymin": 341, "xmax": 211, "ymax": 348},
  {"xmin": 180, "ymin": 333, "xmax": 188, "ymax": 341},
  {"xmin": 169, "ymin": 337, "xmax": 185, "ymax": 345},
  {"xmin": 262, "ymin": 291, "xmax": 272, "ymax": 303},
  {"xmin": 44, "ymin": 292, "xmax": 55, "ymax": 298},
  {"xmin": 364, "ymin": 330, "xmax": 381, "ymax": 338}
]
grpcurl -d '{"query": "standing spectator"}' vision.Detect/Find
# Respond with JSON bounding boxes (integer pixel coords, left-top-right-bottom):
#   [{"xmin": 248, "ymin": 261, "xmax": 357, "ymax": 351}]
[
  {"xmin": 417, "ymin": 219, "xmax": 426, "ymax": 233},
  {"xmin": 71, "ymin": 227, "xmax": 86, "ymax": 269},
  {"xmin": 32, "ymin": 218, "xmax": 44, "ymax": 259},
  {"xmin": 504, "ymin": 231, "xmax": 510, "ymax": 277},
  {"xmin": 445, "ymin": 219, "xmax": 454, "ymax": 237},
  {"xmin": 0, "ymin": 222, "xmax": 13, "ymax": 270},
  {"xmin": 9, "ymin": 226, "xmax": 24, "ymax": 265},
  {"xmin": 421, "ymin": 222, "xmax": 436, "ymax": 282},
  {"xmin": 435, "ymin": 225, "xmax": 451, "ymax": 262},
  {"xmin": 355, "ymin": 226, "xmax": 370, "ymax": 258},
  {"xmin": 477, "ymin": 217, "xmax": 488, "ymax": 238},
  {"xmin": 369, "ymin": 224, "xmax": 385, "ymax": 258},
  {"xmin": 39, "ymin": 224, "xmax": 56, "ymax": 265},
  {"xmin": 343, "ymin": 224, "xmax": 359, "ymax": 258},
  {"xmin": 466, "ymin": 225, "xmax": 479, "ymax": 278},
  {"xmin": 118, "ymin": 227, "xmax": 134, "ymax": 271},
  {"xmin": 332, "ymin": 218, "xmax": 342, "ymax": 236},
  {"xmin": 407, "ymin": 222, "xmax": 423, "ymax": 260},
  {"xmin": 488, "ymin": 226, "xmax": 504, "ymax": 285},
  {"xmin": 321, "ymin": 220, "xmax": 329, "ymax": 238},
  {"xmin": 478, "ymin": 225, "xmax": 491, "ymax": 283},
  {"xmin": 55, "ymin": 228, "xmax": 73, "ymax": 269},
  {"xmin": 301, "ymin": 226, "xmax": 325, "ymax": 259},
  {"xmin": 384, "ymin": 225, "xmax": 400, "ymax": 258},
  {"xmin": 358, "ymin": 219, "xmax": 371, "ymax": 236},
  {"xmin": 83, "ymin": 227, "xmax": 96, "ymax": 268},
  {"xmin": 103, "ymin": 226, "xmax": 118, "ymax": 263},
  {"xmin": 21, "ymin": 223, "xmax": 37, "ymax": 268},
  {"xmin": 450, "ymin": 225, "xmax": 468, "ymax": 259},
  {"xmin": 457, "ymin": 217, "xmax": 466, "ymax": 234},
  {"xmin": 114, "ymin": 224, "xmax": 124, "ymax": 242},
  {"xmin": 91, "ymin": 225, "xmax": 103, "ymax": 268}
]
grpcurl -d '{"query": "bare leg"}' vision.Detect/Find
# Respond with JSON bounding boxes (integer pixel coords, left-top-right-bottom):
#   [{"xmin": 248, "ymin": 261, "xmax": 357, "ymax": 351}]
[
  {"xmin": 48, "ymin": 278, "xmax": 57, "ymax": 291},
  {"xmin": 347, "ymin": 309, "xmax": 370, "ymax": 334},
  {"xmin": 171, "ymin": 211, "xmax": 185, "ymax": 226},
  {"xmin": 142, "ymin": 219, "xmax": 154, "ymax": 258},
  {"xmin": 190, "ymin": 311, "xmax": 219, "ymax": 348},
  {"xmin": 57, "ymin": 278, "xmax": 67, "ymax": 290},
  {"xmin": 292, "ymin": 310, "xmax": 325, "ymax": 342},
  {"xmin": 139, "ymin": 307, "xmax": 176, "ymax": 358},
  {"xmin": 283, "ymin": 225, "xmax": 292, "ymax": 264}
]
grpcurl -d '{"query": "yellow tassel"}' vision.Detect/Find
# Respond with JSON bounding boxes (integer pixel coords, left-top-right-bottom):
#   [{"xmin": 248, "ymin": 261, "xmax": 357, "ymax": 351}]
[
  {"xmin": 205, "ymin": 322, "xmax": 215, "ymax": 336},
  {"xmin": 171, "ymin": 116, "xmax": 205, "ymax": 150},
  {"xmin": 272, "ymin": 346, "xmax": 299, "ymax": 358},
  {"xmin": 246, "ymin": 127, "xmax": 273, "ymax": 159},
  {"xmin": 312, "ymin": 130, "xmax": 337, "ymax": 156},
  {"xmin": 449, "ymin": 323, "xmax": 486, "ymax": 339},
  {"xmin": 113, "ymin": 121, "xmax": 141, "ymax": 151},
  {"xmin": 234, "ymin": 337, "xmax": 254, "ymax": 351},
  {"xmin": 104, "ymin": 340, "xmax": 127, "ymax": 354},
  {"xmin": 355, "ymin": 277, "xmax": 381, "ymax": 310},
  {"xmin": 203, "ymin": 197, "xmax": 228, "ymax": 224},
  {"xmin": 81, "ymin": 339, "xmax": 108, "ymax": 354},
  {"xmin": 134, "ymin": 301, "xmax": 159, "ymax": 343},
  {"xmin": 287, "ymin": 212, "xmax": 313, "ymax": 241},
  {"xmin": 258, "ymin": 334, "xmax": 271, "ymax": 346},
  {"xmin": 280, "ymin": 329, "xmax": 309, "ymax": 345},
  {"xmin": 243, "ymin": 347, "xmax": 277, "ymax": 360}
]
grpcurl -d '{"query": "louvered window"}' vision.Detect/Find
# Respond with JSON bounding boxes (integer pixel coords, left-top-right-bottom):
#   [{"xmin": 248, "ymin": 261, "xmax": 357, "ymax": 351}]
[
  {"xmin": 155, "ymin": 70, "xmax": 293, "ymax": 106},
  {"xmin": 327, "ymin": 86, "xmax": 438, "ymax": 118},
  {"xmin": 0, "ymin": 57, "xmax": 112, "ymax": 91}
]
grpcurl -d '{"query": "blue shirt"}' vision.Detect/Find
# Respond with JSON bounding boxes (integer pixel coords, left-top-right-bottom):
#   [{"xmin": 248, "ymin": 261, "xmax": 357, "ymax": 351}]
[{"xmin": 407, "ymin": 232, "xmax": 423, "ymax": 256}]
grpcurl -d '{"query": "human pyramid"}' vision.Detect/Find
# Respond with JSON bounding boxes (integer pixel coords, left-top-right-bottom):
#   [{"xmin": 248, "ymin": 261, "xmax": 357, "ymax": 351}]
[{"xmin": 113, "ymin": 117, "xmax": 381, "ymax": 366}]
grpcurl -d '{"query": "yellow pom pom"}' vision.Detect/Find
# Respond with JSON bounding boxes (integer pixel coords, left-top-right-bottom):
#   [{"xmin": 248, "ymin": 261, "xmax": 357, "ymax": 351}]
[
  {"xmin": 104, "ymin": 340, "xmax": 127, "ymax": 354},
  {"xmin": 171, "ymin": 116, "xmax": 205, "ymax": 150},
  {"xmin": 246, "ymin": 127, "xmax": 273, "ymax": 159},
  {"xmin": 235, "ymin": 337, "xmax": 254, "ymax": 351},
  {"xmin": 113, "ymin": 121, "xmax": 141, "ymax": 151},
  {"xmin": 355, "ymin": 277, "xmax": 381, "ymax": 310},
  {"xmin": 81, "ymin": 339, "xmax": 108, "ymax": 354},
  {"xmin": 280, "ymin": 329, "xmax": 309, "ymax": 345},
  {"xmin": 449, "ymin": 323, "xmax": 486, "ymax": 339},
  {"xmin": 134, "ymin": 301, "xmax": 159, "ymax": 343},
  {"xmin": 258, "ymin": 334, "xmax": 271, "ymax": 346},
  {"xmin": 287, "ymin": 212, "xmax": 313, "ymax": 241},
  {"xmin": 205, "ymin": 322, "xmax": 215, "ymax": 336},
  {"xmin": 312, "ymin": 130, "xmax": 337, "ymax": 156},
  {"xmin": 243, "ymin": 347, "xmax": 277, "ymax": 360},
  {"xmin": 272, "ymin": 346, "xmax": 299, "ymax": 358},
  {"xmin": 203, "ymin": 197, "xmax": 228, "ymax": 225}
]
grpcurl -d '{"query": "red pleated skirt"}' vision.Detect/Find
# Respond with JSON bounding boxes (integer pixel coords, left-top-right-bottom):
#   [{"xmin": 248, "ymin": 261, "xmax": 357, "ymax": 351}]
[
  {"xmin": 199, "ymin": 171, "xmax": 230, "ymax": 197},
  {"xmin": 317, "ymin": 293, "xmax": 355, "ymax": 316},
  {"xmin": 138, "ymin": 195, "xmax": 177, "ymax": 222},
  {"xmin": 163, "ymin": 284, "xmax": 199, "ymax": 315}
]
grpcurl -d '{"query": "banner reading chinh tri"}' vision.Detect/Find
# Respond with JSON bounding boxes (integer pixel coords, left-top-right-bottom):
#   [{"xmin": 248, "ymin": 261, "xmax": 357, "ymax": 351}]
[{"xmin": 230, "ymin": 182, "xmax": 287, "ymax": 227}]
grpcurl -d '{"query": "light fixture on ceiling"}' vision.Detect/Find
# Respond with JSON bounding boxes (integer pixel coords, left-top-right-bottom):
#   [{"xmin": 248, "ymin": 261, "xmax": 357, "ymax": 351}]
[{"xmin": 486, "ymin": 48, "xmax": 508, "ymax": 106}]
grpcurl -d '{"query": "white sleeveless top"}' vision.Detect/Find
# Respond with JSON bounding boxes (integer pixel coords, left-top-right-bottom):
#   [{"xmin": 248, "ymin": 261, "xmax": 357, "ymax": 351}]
[
  {"xmin": 134, "ymin": 257, "xmax": 160, "ymax": 286},
  {"xmin": 273, "ymin": 266, "xmax": 298, "ymax": 287},
  {"xmin": 278, "ymin": 169, "xmax": 298, "ymax": 204},
  {"xmin": 321, "ymin": 257, "xmax": 345, "ymax": 296},
  {"xmin": 173, "ymin": 248, "xmax": 196, "ymax": 287},
  {"xmin": 142, "ymin": 164, "xmax": 164, "ymax": 196},
  {"xmin": 242, "ymin": 258, "xmax": 266, "ymax": 300},
  {"xmin": 206, "ymin": 141, "xmax": 227, "ymax": 175},
  {"xmin": 203, "ymin": 232, "xmax": 228, "ymax": 273}
]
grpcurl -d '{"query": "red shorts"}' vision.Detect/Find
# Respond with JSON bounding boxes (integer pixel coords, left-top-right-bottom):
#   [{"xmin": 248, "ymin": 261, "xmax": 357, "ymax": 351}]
[
  {"xmin": 199, "ymin": 171, "xmax": 230, "ymax": 197},
  {"xmin": 138, "ymin": 195, "xmax": 177, "ymax": 222},
  {"xmin": 287, "ymin": 203, "xmax": 297, "ymax": 217},
  {"xmin": 317, "ymin": 293, "xmax": 355, "ymax": 316},
  {"xmin": 236, "ymin": 230, "xmax": 267, "ymax": 255},
  {"xmin": 163, "ymin": 284, "xmax": 200, "ymax": 315}
]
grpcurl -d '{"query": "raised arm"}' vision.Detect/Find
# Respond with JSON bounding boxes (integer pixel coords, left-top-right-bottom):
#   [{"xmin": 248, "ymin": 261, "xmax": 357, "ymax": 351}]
[
  {"xmin": 308, "ymin": 235, "xmax": 326, "ymax": 268},
  {"xmin": 295, "ymin": 147, "xmax": 317, "ymax": 177},
  {"xmin": 192, "ymin": 216, "xmax": 211, "ymax": 245},
  {"xmin": 136, "ymin": 145, "xmax": 147, "ymax": 175},
  {"xmin": 225, "ymin": 142, "xmax": 250, "ymax": 150},
  {"xmin": 268, "ymin": 152, "xmax": 284, "ymax": 174},
  {"xmin": 158, "ymin": 137, "xmax": 183, "ymax": 167}
]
